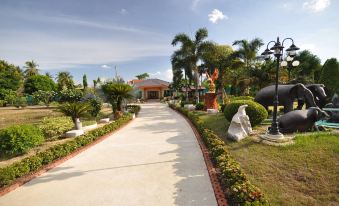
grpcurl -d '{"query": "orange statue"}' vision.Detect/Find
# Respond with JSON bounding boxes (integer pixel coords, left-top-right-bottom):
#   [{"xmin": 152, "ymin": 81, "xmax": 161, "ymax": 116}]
[{"xmin": 205, "ymin": 68, "xmax": 219, "ymax": 93}]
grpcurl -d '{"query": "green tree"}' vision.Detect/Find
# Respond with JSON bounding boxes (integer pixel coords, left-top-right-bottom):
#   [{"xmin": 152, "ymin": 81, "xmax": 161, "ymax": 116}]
[
  {"xmin": 32, "ymin": 90, "xmax": 55, "ymax": 106},
  {"xmin": 58, "ymin": 102, "xmax": 92, "ymax": 129},
  {"xmin": 320, "ymin": 58, "xmax": 339, "ymax": 95},
  {"xmin": 0, "ymin": 60, "xmax": 23, "ymax": 91},
  {"xmin": 24, "ymin": 60, "xmax": 39, "ymax": 77},
  {"xmin": 171, "ymin": 28, "xmax": 214, "ymax": 103},
  {"xmin": 24, "ymin": 75, "xmax": 56, "ymax": 94},
  {"xmin": 135, "ymin": 73, "xmax": 149, "ymax": 80},
  {"xmin": 83, "ymin": 74, "xmax": 88, "ymax": 89},
  {"xmin": 101, "ymin": 83, "xmax": 133, "ymax": 111},
  {"xmin": 232, "ymin": 38, "xmax": 264, "ymax": 68},
  {"xmin": 57, "ymin": 71, "xmax": 74, "ymax": 90},
  {"xmin": 294, "ymin": 50, "xmax": 321, "ymax": 83}
]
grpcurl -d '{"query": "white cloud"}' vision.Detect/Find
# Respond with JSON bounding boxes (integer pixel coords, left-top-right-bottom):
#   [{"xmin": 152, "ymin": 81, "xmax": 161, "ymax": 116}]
[
  {"xmin": 303, "ymin": 0, "xmax": 330, "ymax": 12},
  {"xmin": 101, "ymin": 65, "xmax": 111, "ymax": 69},
  {"xmin": 208, "ymin": 9, "xmax": 228, "ymax": 23},
  {"xmin": 120, "ymin": 8, "xmax": 128, "ymax": 15},
  {"xmin": 149, "ymin": 71, "xmax": 161, "ymax": 76}
]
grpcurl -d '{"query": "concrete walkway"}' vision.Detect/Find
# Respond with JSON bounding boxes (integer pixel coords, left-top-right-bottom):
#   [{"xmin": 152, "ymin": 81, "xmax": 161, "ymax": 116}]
[{"xmin": 0, "ymin": 103, "xmax": 217, "ymax": 206}]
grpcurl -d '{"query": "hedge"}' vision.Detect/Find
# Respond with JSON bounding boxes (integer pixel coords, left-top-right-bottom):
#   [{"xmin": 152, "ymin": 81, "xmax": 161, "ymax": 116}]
[
  {"xmin": 0, "ymin": 105, "xmax": 140, "ymax": 188},
  {"xmin": 224, "ymin": 100, "xmax": 268, "ymax": 127},
  {"xmin": 169, "ymin": 104, "xmax": 268, "ymax": 205},
  {"xmin": 38, "ymin": 116, "xmax": 74, "ymax": 139}
]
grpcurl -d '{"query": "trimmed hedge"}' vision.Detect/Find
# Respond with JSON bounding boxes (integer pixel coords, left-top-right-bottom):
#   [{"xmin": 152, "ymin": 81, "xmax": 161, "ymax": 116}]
[
  {"xmin": 38, "ymin": 116, "xmax": 74, "ymax": 139},
  {"xmin": 169, "ymin": 104, "xmax": 268, "ymax": 205},
  {"xmin": 224, "ymin": 100, "xmax": 267, "ymax": 127},
  {"xmin": 0, "ymin": 125, "xmax": 44, "ymax": 156},
  {"xmin": 0, "ymin": 105, "xmax": 140, "ymax": 188},
  {"xmin": 230, "ymin": 96, "xmax": 255, "ymax": 101},
  {"xmin": 195, "ymin": 102, "xmax": 205, "ymax": 110}
]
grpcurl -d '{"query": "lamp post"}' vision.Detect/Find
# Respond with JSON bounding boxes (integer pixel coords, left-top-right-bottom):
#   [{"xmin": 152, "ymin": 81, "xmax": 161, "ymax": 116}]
[{"xmin": 261, "ymin": 37, "xmax": 300, "ymax": 141}]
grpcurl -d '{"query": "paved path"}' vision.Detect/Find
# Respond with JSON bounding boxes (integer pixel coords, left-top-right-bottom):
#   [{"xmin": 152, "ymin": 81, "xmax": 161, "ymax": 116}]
[{"xmin": 0, "ymin": 103, "xmax": 217, "ymax": 206}]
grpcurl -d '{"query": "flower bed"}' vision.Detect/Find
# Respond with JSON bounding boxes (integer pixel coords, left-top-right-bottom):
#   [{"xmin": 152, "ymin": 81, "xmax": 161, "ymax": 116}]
[
  {"xmin": 169, "ymin": 104, "xmax": 268, "ymax": 205},
  {"xmin": 0, "ymin": 105, "xmax": 140, "ymax": 189}
]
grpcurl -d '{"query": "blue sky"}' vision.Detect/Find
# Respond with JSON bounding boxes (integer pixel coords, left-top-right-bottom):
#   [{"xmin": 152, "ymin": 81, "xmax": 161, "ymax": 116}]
[{"xmin": 0, "ymin": 0, "xmax": 338, "ymax": 84}]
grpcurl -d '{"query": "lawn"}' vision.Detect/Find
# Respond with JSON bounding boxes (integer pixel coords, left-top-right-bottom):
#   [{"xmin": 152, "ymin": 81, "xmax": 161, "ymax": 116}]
[{"xmin": 195, "ymin": 112, "xmax": 339, "ymax": 206}]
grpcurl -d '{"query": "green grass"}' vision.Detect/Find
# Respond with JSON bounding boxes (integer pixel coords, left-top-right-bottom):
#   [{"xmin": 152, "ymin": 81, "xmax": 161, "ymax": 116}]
[{"xmin": 194, "ymin": 111, "xmax": 339, "ymax": 206}]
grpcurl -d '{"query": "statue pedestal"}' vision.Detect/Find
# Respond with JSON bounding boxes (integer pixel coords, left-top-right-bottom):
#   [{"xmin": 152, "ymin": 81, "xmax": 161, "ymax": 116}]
[{"xmin": 204, "ymin": 92, "xmax": 218, "ymax": 111}]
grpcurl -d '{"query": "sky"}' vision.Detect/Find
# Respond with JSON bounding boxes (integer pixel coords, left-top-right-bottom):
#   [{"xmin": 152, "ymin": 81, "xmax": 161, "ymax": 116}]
[{"xmin": 0, "ymin": 0, "xmax": 338, "ymax": 85}]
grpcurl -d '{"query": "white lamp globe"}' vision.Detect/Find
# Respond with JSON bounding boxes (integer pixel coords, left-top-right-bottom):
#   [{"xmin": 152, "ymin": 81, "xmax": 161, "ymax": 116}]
[
  {"xmin": 286, "ymin": 56, "xmax": 293, "ymax": 62},
  {"xmin": 292, "ymin": 60, "xmax": 300, "ymax": 67},
  {"xmin": 281, "ymin": 61, "xmax": 288, "ymax": 67}
]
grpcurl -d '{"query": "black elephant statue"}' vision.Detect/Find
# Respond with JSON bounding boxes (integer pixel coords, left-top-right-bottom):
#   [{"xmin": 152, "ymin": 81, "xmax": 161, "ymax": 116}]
[
  {"xmin": 297, "ymin": 84, "xmax": 328, "ymax": 109},
  {"xmin": 255, "ymin": 83, "xmax": 318, "ymax": 113},
  {"xmin": 278, "ymin": 107, "xmax": 329, "ymax": 133}
]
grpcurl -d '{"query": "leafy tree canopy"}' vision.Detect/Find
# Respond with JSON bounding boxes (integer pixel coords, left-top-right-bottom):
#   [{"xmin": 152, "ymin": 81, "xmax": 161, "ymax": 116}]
[
  {"xmin": 24, "ymin": 74, "xmax": 56, "ymax": 94},
  {"xmin": 135, "ymin": 73, "xmax": 149, "ymax": 80},
  {"xmin": 0, "ymin": 60, "xmax": 23, "ymax": 91},
  {"xmin": 320, "ymin": 58, "xmax": 339, "ymax": 95},
  {"xmin": 294, "ymin": 50, "xmax": 321, "ymax": 82}
]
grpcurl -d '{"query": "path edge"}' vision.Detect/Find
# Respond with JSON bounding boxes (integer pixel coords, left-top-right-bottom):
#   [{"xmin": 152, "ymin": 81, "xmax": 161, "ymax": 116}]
[
  {"xmin": 0, "ymin": 118, "xmax": 134, "ymax": 197},
  {"xmin": 170, "ymin": 107, "xmax": 228, "ymax": 206}
]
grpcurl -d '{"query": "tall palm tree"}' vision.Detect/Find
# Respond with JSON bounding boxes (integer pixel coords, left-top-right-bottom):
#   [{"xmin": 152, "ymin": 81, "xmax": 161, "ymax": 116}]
[
  {"xmin": 24, "ymin": 60, "xmax": 39, "ymax": 77},
  {"xmin": 171, "ymin": 28, "xmax": 214, "ymax": 103},
  {"xmin": 57, "ymin": 71, "xmax": 74, "ymax": 90},
  {"xmin": 232, "ymin": 38, "xmax": 264, "ymax": 69}
]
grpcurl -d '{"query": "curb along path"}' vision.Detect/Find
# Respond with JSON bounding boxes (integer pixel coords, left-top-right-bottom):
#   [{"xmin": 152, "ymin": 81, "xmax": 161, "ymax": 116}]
[{"xmin": 0, "ymin": 103, "xmax": 218, "ymax": 206}]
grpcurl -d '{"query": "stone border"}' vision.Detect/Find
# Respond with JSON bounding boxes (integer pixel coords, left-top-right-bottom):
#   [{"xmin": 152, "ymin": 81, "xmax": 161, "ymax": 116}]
[
  {"xmin": 0, "ymin": 119, "xmax": 133, "ymax": 197},
  {"xmin": 171, "ymin": 108, "xmax": 229, "ymax": 206}
]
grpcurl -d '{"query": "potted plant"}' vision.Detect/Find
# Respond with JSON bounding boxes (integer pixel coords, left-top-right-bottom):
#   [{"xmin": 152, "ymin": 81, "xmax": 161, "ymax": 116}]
[{"xmin": 58, "ymin": 102, "xmax": 92, "ymax": 130}]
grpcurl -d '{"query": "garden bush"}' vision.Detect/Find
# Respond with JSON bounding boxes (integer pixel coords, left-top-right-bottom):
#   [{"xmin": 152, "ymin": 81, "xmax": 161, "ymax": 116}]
[
  {"xmin": 14, "ymin": 97, "xmax": 27, "ymax": 108},
  {"xmin": 0, "ymin": 125, "xmax": 44, "ymax": 156},
  {"xmin": 168, "ymin": 104, "xmax": 268, "ymax": 205},
  {"xmin": 195, "ymin": 102, "xmax": 204, "ymax": 110},
  {"xmin": 224, "ymin": 100, "xmax": 267, "ymax": 126},
  {"xmin": 0, "ymin": 107, "xmax": 140, "ymax": 188},
  {"xmin": 126, "ymin": 105, "xmax": 141, "ymax": 115},
  {"xmin": 230, "ymin": 96, "xmax": 254, "ymax": 101},
  {"xmin": 38, "ymin": 116, "xmax": 74, "ymax": 139}
]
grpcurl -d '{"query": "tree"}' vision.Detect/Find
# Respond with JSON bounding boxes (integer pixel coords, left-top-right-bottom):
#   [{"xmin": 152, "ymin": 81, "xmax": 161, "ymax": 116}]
[
  {"xmin": 135, "ymin": 73, "xmax": 149, "ymax": 80},
  {"xmin": 232, "ymin": 38, "xmax": 264, "ymax": 69},
  {"xmin": 320, "ymin": 58, "xmax": 339, "ymax": 95},
  {"xmin": 58, "ymin": 102, "xmax": 92, "ymax": 129},
  {"xmin": 83, "ymin": 74, "xmax": 88, "ymax": 89},
  {"xmin": 45, "ymin": 72, "xmax": 53, "ymax": 79},
  {"xmin": 57, "ymin": 71, "xmax": 74, "ymax": 90},
  {"xmin": 101, "ymin": 83, "xmax": 133, "ymax": 112},
  {"xmin": 32, "ymin": 90, "xmax": 55, "ymax": 106},
  {"xmin": 171, "ymin": 28, "xmax": 214, "ymax": 103},
  {"xmin": 24, "ymin": 60, "xmax": 39, "ymax": 77},
  {"xmin": 0, "ymin": 60, "xmax": 23, "ymax": 92},
  {"xmin": 294, "ymin": 50, "xmax": 321, "ymax": 83},
  {"xmin": 24, "ymin": 75, "xmax": 56, "ymax": 94}
]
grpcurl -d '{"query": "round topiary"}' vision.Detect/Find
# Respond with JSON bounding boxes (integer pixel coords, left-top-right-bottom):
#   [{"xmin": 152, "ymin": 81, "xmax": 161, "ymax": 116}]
[{"xmin": 224, "ymin": 100, "xmax": 268, "ymax": 126}]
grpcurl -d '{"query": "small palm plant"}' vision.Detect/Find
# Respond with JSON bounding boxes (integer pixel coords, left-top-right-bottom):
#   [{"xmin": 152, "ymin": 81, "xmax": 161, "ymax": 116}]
[{"xmin": 58, "ymin": 102, "xmax": 92, "ymax": 130}]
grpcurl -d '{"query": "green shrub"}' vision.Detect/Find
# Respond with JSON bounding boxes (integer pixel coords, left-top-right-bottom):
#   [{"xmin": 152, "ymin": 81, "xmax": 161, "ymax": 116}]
[
  {"xmin": 38, "ymin": 116, "xmax": 74, "ymax": 139},
  {"xmin": 0, "ymin": 125, "xmax": 44, "ymax": 155},
  {"xmin": 220, "ymin": 104, "xmax": 226, "ymax": 112},
  {"xmin": 224, "ymin": 100, "xmax": 267, "ymax": 126},
  {"xmin": 168, "ymin": 103, "xmax": 268, "ymax": 205},
  {"xmin": 14, "ymin": 97, "xmax": 27, "ymax": 108},
  {"xmin": 230, "ymin": 96, "xmax": 254, "ymax": 101},
  {"xmin": 126, "ymin": 105, "xmax": 141, "ymax": 115},
  {"xmin": 195, "ymin": 102, "xmax": 204, "ymax": 110}
]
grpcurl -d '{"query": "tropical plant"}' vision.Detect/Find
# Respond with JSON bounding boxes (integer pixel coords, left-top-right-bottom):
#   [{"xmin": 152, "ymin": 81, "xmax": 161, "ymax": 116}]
[
  {"xmin": 294, "ymin": 50, "xmax": 321, "ymax": 83},
  {"xmin": 232, "ymin": 38, "xmax": 264, "ymax": 68},
  {"xmin": 58, "ymin": 102, "xmax": 92, "ymax": 129},
  {"xmin": 81, "ymin": 93, "xmax": 102, "ymax": 117},
  {"xmin": 56, "ymin": 88, "xmax": 84, "ymax": 103},
  {"xmin": 101, "ymin": 83, "xmax": 133, "ymax": 111},
  {"xmin": 56, "ymin": 71, "xmax": 74, "ymax": 90},
  {"xmin": 24, "ymin": 60, "xmax": 39, "ymax": 77},
  {"xmin": 24, "ymin": 74, "xmax": 56, "ymax": 94},
  {"xmin": 171, "ymin": 28, "xmax": 214, "ymax": 103}
]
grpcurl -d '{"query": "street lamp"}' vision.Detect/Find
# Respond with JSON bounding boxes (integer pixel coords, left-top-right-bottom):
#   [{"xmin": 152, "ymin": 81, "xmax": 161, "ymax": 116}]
[
  {"xmin": 281, "ymin": 54, "xmax": 300, "ymax": 82},
  {"xmin": 261, "ymin": 37, "xmax": 300, "ymax": 141}
]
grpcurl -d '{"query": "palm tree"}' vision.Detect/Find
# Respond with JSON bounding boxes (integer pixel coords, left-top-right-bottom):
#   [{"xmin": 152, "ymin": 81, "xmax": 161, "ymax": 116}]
[
  {"xmin": 232, "ymin": 38, "xmax": 264, "ymax": 69},
  {"xmin": 58, "ymin": 102, "xmax": 92, "ymax": 129},
  {"xmin": 171, "ymin": 28, "xmax": 214, "ymax": 103},
  {"xmin": 24, "ymin": 60, "xmax": 39, "ymax": 77},
  {"xmin": 101, "ymin": 83, "xmax": 133, "ymax": 112},
  {"xmin": 45, "ymin": 72, "xmax": 53, "ymax": 79},
  {"xmin": 57, "ymin": 71, "xmax": 74, "ymax": 90}
]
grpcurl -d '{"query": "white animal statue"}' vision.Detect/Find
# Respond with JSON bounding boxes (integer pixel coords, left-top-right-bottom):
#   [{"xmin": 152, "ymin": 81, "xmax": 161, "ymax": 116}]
[{"xmin": 227, "ymin": 105, "xmax": 253, "ymax": 141}]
